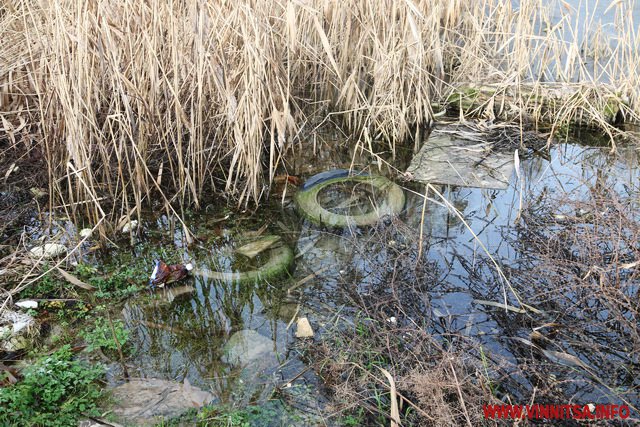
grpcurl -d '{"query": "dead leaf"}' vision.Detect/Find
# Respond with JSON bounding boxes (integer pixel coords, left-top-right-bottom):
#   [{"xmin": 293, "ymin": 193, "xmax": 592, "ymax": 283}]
[
  {"xmin": 0, "ymin": 363, "xmax": 19, "ymax": 385},
  {"xmin": 56, "ymin": 267, "xmax": 96, "ymax": 291},
  {"xmin": 541, "ymin": 349, "xmax": 591, "ymax": 371},
  {"xmin": 378, "ymin": 367, "xmax": 400, "ymax": 427},
  {"xmin": 473, "ymin": 299, "xmax": 527, "ymax": 314},
  {"xmin": 4, "ymin": 163, "xmax": 18, "ymax": 180}
]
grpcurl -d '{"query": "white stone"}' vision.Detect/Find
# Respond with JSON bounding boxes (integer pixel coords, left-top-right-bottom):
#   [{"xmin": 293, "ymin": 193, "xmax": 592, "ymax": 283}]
[
  {"xmin": 295, "ymin": 317, "xmax": 314, "ymax": 338},
  {"xmin": 15, "ymin": 300, "xmax": 38, "ymax": 309},
  {"xmin": 29, "ymin": 243, "xmax": 67, "ymax": 258},
  {"xmin": 79, "ymin": 228, "xmax": 93, "ymax": 238},
  {"xmin": 121, "ymin": 220, "xmax": 138, "ymax": 233}
]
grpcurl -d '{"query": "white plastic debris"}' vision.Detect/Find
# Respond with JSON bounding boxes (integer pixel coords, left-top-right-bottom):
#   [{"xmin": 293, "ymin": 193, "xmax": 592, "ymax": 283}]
[
  {"xmin": 121, "ymin": 220, "xmax": 138, "ymax": 233},
  {"xmin": 15, "ymin": 300, "xmax": 38, "ymax": 309},
  {"xmin": 79, "ymin": 228, "xmax": 93, "ymax": 238},
  {"xmin": 295, "ymin": 317, "xmax": 314, "ymax": 338},
  {"xmin": 29, "ymin": 243, "xmax": 67, "ymax": 258}
]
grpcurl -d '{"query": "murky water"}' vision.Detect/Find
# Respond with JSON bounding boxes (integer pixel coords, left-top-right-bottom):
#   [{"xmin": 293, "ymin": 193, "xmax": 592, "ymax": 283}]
[{"xmin": 101, "ymin": 124, "xmax": 640, "ymax": 424}]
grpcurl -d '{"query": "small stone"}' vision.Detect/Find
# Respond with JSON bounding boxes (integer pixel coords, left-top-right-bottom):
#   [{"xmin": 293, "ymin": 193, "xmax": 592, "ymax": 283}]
[
  {"xmin": 3, "ymin": 335, "xmax": 30, "ymax": 352},
  {"xmin": 79, "ymin": 228, "xmax": 93, "ymax": 238},
  {"xmin": 15, "ymin": 300, "xmax": 38, "ymax": 309},
  {"xmin": 29, "ymin": 243, "xmax": 67, "ymax": 258},
  {"xmin": 121, "ymin": 220, "xmax": 138, "ymax": 233},
  {"xmin": 30, "ymin": 188, "xmax": 47, "ymax": 198},
  {"xmin": 295, "ymin": 317, "xmax": 314, "ymax": 338}
]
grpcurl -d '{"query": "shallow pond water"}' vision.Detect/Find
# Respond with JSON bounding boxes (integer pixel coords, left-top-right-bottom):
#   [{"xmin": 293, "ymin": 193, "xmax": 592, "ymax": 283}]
[{"xmin": 100, "ymin": 125, "xmax": 640, "ymax": 424}]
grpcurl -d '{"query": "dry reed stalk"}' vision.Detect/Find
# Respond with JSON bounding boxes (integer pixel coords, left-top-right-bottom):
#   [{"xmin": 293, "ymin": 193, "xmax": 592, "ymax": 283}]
[{"xmin": 0, "ymin": 0, "xmax": 638, "ymax": 232}]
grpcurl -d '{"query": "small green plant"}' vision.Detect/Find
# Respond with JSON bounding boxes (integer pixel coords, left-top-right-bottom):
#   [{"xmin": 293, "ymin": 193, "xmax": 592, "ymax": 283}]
[
  {"xmin": 19, "ymin": 270, "xmax": 70, "ymax": 299},
  {"xmin": 197, "ymin": 406, "xmax": 251, "ymax": 427},
  {"xmin": 340, "ymin": 408, "xmax": 365, "ymax": 427},
  {"xmin": 196, "ymin": 403, "xmax": 285, "ymax": 427},
  {"xmin": 87, "ymin": 266, "xmax": 146, "ymax": 299},
  {"xmin": 80, "ymin": 317, "xmax": 130, "ymax": 353},
  {"xmin": 0, "ymin": 345, "xmax": 104, "ymax": 427},
  {"xmin": 479, "ymin": 345, "xmax": 495, "ymax": 396}
]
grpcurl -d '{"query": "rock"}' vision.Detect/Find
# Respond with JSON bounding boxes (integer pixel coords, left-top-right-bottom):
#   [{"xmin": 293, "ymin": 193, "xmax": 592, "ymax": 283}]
[
  {"xmin": 295, "ymin": 317, "xmax": 314, "ymax": 338},
  {"xmin": 222, "ymin": 329, "xmax": 275, "ymax": 366},
  {"xmin": 1, "ymin": 310, "xmax": 35, "ymax": 335},
  {"xmin": 79, "ymin": 228, "xmax": 93, "ymax": 238},
  {"xmin": 15, "ymin": 300, "xmax": 38, "ymax": 309},
  {"xmin": 222, "ymin": 330, "xmax": 280, "ymax": 405},
  {"xmin": 29, "ymin": 243, "xmax": 67, "ymax": 258},
  {"xmin": 109, "ymin": 378, "xmax": 213, "ymax": 426},
  {"xmin": 0, "ymin": 310, "xmax": 38, "ymax": 352},
  {"xmin": 3, "ymin": 335, "xmax": 30, "ymax": 352},
  {"xmin": 121, "ymin": 220, "xmax": 138, "ymax": 233}
]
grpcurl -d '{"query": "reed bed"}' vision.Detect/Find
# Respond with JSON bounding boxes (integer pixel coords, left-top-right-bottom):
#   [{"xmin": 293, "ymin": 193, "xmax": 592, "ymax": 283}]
[{"xmin": 1, "ymin": 0, "xmax": 639, "ymax": 226}]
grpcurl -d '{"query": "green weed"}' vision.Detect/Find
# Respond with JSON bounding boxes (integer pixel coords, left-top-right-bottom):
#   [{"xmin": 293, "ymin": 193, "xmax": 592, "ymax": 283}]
[
  {"xmin": 0, "ymin": 345, "xmax": 104, "ymax": 427},
  {"xmin": 80, "ymin": 317, "xmax": 130, "ymax": 354}
]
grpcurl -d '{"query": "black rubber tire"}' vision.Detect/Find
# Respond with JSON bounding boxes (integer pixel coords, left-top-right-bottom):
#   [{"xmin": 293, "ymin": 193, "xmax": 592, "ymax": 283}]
[{"xmin": 295, "ymin": 174, "xmax": 405, "ymax": 227}]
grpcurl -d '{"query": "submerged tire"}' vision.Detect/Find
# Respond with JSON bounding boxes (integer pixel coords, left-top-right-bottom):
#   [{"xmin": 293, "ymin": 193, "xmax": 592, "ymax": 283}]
[
  {"xmin": 196, "ymin": 244, "xmax": 294, "ymax": 284},
  {"xmin": 295, "ymin": 173, "xmax": 405, "ymax": 227}
]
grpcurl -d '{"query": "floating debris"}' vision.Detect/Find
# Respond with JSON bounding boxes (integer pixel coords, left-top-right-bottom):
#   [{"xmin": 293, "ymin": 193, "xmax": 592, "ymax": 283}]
[
  {"xmin": 149, "ymin": 260, "xmax": 193, "ymax": 288},
  {"xmin": 29, "ymin": 243, "xmax": 67, "ymax": 258},
  {"xmin": 236, "ymin": 235, "xmax": 281, "ymax": 258}
]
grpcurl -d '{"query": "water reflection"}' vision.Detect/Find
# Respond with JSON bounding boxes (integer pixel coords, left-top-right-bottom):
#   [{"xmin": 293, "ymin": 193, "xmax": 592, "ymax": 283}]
[{"xmin": 119, "ymin": 137, "xmax": 639, "ymax": 415}]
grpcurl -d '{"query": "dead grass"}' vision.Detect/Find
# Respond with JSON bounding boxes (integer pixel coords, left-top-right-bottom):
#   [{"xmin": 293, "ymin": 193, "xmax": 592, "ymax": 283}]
[{"xmin": 0, "ymin": 0, "xmax": 639, "ymax": 230}]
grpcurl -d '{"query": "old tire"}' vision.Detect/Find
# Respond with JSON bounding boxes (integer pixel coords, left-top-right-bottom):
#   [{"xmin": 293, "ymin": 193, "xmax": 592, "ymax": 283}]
[
  {"xmin": 196, "ymin": 244, "xmax": 293, "ymax": 284},
  {"xmin": 295, "ymin": 173, "xmax": 405, "ymax": 227}
]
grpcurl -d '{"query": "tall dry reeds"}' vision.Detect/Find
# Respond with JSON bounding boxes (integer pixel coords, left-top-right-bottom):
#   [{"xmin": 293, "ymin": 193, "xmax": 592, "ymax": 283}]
[{"xmin": 0, "ymin": 0, "xmax": 638, "ymax": 228}]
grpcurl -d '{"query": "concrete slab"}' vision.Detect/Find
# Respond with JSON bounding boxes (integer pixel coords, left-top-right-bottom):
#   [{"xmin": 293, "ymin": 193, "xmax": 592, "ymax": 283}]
[{"xmin": 406, "ymin": 133, "xmax": 514, "ymax": 189}]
